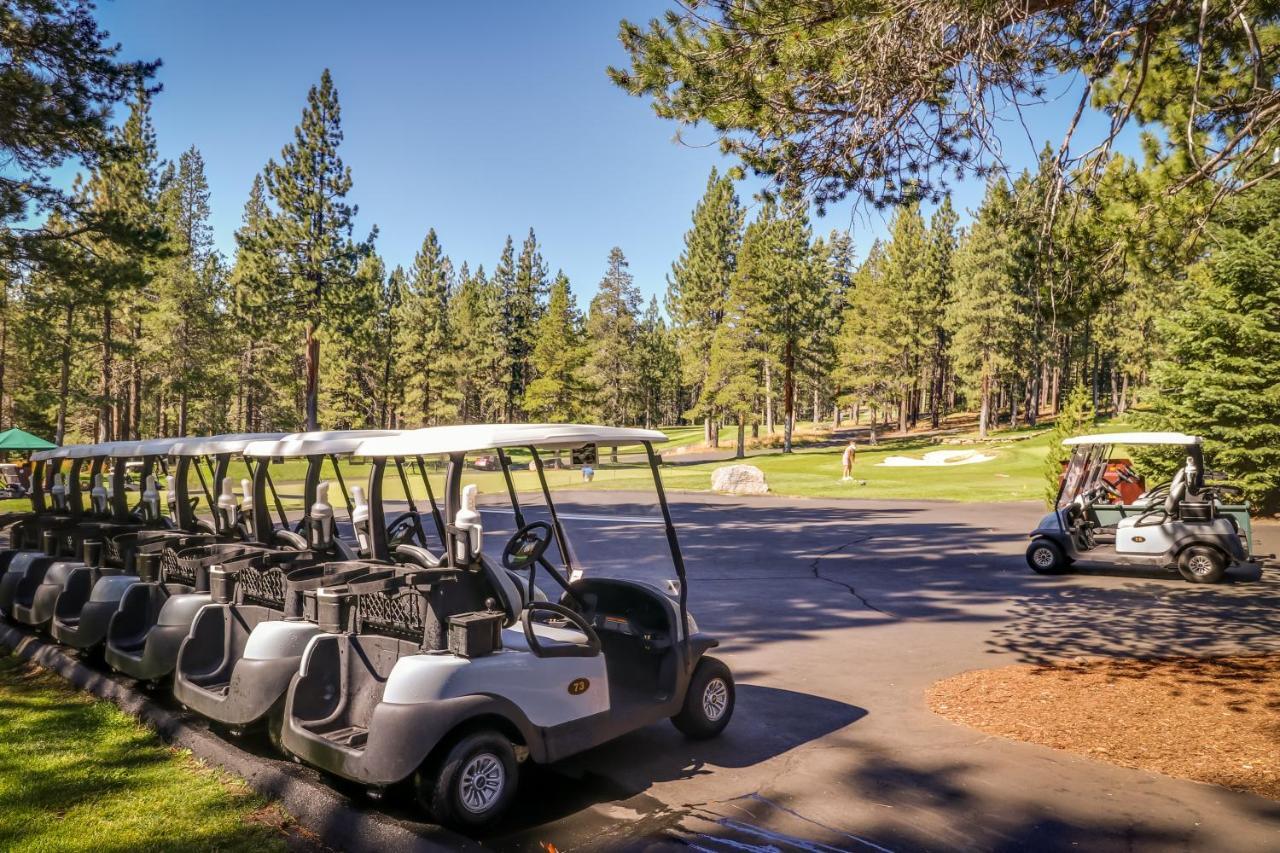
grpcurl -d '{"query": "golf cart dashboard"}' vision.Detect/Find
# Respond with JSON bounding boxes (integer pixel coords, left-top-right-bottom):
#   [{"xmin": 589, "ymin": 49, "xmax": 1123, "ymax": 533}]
[{"xmin": 573, "ymin": 583, "xmax": 674, "ymax": 651}]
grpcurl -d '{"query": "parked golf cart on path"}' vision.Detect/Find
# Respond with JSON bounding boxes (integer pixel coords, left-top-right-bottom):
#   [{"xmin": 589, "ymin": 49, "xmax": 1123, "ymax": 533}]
[
  {"xmin": 9, "ymin": 438, "xmax": 181, "ymax": 631},
  {"xmin": 1027, "ymin": 431, "xmax": 1261, "ymax": 583},
  {"xmin": 50, "ymin": 434, "xmax": 287, "ymax": 651},
  {"xmin": 173, "ymin": 430, "xmax": 408, "ymax": 744},
  {"xmin": 280, "ymin": 424, "xmax": 734, "ymax": 830},
  {"xmin": 0, "ymin": 440, "xmax": 134, "ymax": 620}
]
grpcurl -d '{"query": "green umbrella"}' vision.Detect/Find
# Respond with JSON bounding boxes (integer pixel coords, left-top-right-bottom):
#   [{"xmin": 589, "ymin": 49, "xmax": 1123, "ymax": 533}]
[{"xmin": 0, "ymin": 428, "xmax": 56, "ymax": 451}]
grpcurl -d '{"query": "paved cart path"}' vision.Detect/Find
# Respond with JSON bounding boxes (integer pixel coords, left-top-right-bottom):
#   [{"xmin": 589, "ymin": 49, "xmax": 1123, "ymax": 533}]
[{"xmin": 450, "ymin": 493, "xmax": 1280, "ymax": 852}]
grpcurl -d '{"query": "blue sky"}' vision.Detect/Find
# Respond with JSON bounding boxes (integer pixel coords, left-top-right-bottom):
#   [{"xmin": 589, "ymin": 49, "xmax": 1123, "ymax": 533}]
[{"xmin": 93, "ymin": 1, "xmax": 1141, "ymax": 304}]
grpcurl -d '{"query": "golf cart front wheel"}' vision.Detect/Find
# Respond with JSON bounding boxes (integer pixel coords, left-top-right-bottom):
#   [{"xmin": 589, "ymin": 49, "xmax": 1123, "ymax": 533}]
[
  {"xmin": 1178, "ymin": 546, "xmax": 1226, "ymax": 584},
  {"xmin": 1026, "ymin": 539, "xmax": 1069, "ymax": 575},
  {"xmin": 418, "ymin": 730, "xmax": 518, "ymax": 830},
  {"xmin": 672, "ymin": 656, "xmax": 735, "ymax": 739}
]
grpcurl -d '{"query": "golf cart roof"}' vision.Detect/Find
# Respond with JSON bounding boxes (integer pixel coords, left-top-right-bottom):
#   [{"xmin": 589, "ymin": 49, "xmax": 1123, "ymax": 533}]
[
  {"xmin": 354, "ymin": 424, "xmax": 668, "ymax": 458},
  {"xmin": 169, "ymin": 432, "xmax": 291, "ymax": 457},
  {"xmin": 243, "ymin": 429, "xmax": 402, "ymax": 458},
  {"xmin": 107, "ymin": 437, "xmax": 184, "ymax": 458},
  {"xmin": 1063, "ymin": 431, "xmax": 1202, "ymax": 447},
  {"xmin": 31, "ymin": 445, "xmax": 77, "ymax": 462}
]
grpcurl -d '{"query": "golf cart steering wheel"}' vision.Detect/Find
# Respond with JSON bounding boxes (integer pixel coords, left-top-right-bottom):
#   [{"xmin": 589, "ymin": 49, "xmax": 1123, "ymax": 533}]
[
  {"xmin": 386, "ymin": 510, "xmax": 426, "ymax": 548},
  {"xmin": 521, "ymin": 601, "xmax": 601, "ymax": 658},
  {"xmin": 502, "ymin": 521, "xmax": 554, "ymax": 571},
  {"xmin": 502, "ymin": 521, "xmax": 583, "ymax": 605}
]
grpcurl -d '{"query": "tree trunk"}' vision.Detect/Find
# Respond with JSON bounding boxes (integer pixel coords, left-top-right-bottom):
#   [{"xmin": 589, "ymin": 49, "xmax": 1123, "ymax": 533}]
[
  {"xmin": 764, "ymin": 362, "xmax": 774, "ymax": 435},
  {"xmin": 898, "ymin": 386, "xmax": 909, "ymax": 434},
  {"xmin": 56, "ymin": 303, "xmax": 74, "ymax": 445},
  {"xmin": 178, "ymin": 390, "xmax": 189, "ymax": 435},
  {"xmin": 811, "ymin": 386, "xmax": 819, "ymax": 427},
  {"xmin": 979, "ymin": 367, "xmax": 991, "ymax": 438},
  {"xmin": 130, "ymin": 316, "xmax": 142, "ymax": 439},
  {"xmin": 1119, "ymin": 372, "xmax": 1130, "ymax": 414},
  {"xmin": 99, "ymin": 305, "xmax": 113, "ymax": 443},
  {"xmin": 782, "ymin": 340, "xmax": 794, "ymax": 453},
  {"xmin": 703, "ymin": 416, "xmax": 711, "ymax": 445},
  {"xmin": 304, "ymin": 321, "xmax": 320, "ymax": 430},
  {"xmin": 735, "ymin": 415, "xmax": 745, "ymax": 459}
]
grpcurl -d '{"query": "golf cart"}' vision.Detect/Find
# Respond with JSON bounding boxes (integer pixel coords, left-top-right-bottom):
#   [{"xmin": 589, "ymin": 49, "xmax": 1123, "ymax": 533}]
[
  {"xmin": 48, "ymin": 434, "xmax": 286, "ymax": 651},
  {"xmin": 1027, "ymin": 431, "xmax": 1257, "ymax": 583},
  {"xmin": 173, "ymin": 430, "xmax": 409, "ymax": 742},
  {"xmin": 104, "ymin": 430, "xmax": 386, "ymax": 682},
  {"xmin": 8, "ymin": 438, "xmax": 180, "ymax": 631},
  {"xmin": 0, "ymin": 444, "xmax": 72, "ymax": 615},
  {"xmin": 0, "ymin": 462, "xmax": 27, "ymax": 499},
  {"xmin": 0, "ymin": 441, "xmax": 125, "ymax": 619},
  {"xmin": 280, "ymin": 424, "xmax": 733, "ymax": 829}
]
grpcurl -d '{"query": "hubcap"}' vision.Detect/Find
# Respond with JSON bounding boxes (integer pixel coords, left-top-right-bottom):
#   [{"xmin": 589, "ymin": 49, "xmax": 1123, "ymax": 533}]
[
  {"xmin": 1188, "ymin": 554, "xmax": 1214, "ymax": 576},
  {"xmin": 1032, "ymin": 547, "xmax": 1055, "ymax": 568},
  {"xmin": 702, "ymin": 677, "xmax": 729, "ymax": 721},
  {"xmin": 459, "ymin": 752, "xmax": 505, "ymax": 813}
]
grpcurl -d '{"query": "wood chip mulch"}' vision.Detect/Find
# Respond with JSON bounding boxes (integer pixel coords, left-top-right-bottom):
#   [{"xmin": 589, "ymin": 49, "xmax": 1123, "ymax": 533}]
[{"xmin": 927, "ymin": 655, "xmax": 1280, "ymax": 801}]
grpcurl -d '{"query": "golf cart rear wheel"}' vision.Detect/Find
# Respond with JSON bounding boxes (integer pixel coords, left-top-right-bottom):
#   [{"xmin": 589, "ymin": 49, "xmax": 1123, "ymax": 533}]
[
  {"xmin": 418, "ymin": 730, "xmax": 518, "ymax": 830},
  {"xmin": 1026, "ymin": 539, "xmax": 1069, "ymax": 575},
  {"xmin": 672, "ymin": 656, "xmax": 735, "ymax": 739},
  {"xmin": 1178, "ymin": 546, "xmax": 1226, "ymax": 584}
]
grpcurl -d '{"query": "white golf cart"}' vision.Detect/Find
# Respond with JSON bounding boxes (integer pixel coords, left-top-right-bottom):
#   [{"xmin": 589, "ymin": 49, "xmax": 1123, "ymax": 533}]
[
  {"xmin": 173, "ymin": 430, "xmax": 405, "ymax": 744},
  {"xmin": 279, "ymin": 424, "xmax": 733, "ymax": 829},
  {"xmin": 1027, "ymin": 432, "xmax": 1258, "ymax": 583}
]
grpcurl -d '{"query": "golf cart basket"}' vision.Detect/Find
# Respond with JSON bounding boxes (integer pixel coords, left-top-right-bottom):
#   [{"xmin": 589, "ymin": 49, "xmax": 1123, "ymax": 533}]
[
  {"xmin": 352, "ymin": 573, "xmax": 428, "ymax": 643},
  {"xmin": 163, "ymin": 543, "xmax": 268, "ymax": 587},
  {"xmin": 216, "ymin": 546, "xmax": 327, "ymax": 610}
]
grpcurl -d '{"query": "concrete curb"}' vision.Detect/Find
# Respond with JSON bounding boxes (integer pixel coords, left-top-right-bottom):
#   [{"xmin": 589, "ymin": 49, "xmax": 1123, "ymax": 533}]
[{"xmin": 0, "ymin": 624, "xmax": 464, "ymax": 853}]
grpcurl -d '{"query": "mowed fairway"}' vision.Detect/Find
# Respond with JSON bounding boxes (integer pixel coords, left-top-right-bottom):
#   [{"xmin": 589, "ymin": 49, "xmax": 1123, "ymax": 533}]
[{"xmin": 0, "ymin": 651, "xmax": 289, "ymax": 852}]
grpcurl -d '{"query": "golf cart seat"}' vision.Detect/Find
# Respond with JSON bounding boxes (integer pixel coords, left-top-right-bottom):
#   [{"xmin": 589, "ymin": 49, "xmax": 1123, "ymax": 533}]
[{"xmin": 1117, "ymin": 465, "xmax": 1190, "ymax": 529}]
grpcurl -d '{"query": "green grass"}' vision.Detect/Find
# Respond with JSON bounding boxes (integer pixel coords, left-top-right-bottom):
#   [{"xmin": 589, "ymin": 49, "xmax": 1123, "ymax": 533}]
[{"xmin": 0, "ymin": 650, "xmax": 289, "ymax": 852}]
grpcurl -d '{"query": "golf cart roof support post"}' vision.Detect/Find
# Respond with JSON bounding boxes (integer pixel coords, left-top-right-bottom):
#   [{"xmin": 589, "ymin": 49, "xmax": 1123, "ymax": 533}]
[
  {"xmin": 391, "ymin": 457, "xmax": 427, "ymax": 544},
  {"xmin": 191, "ymin": 455, "xmax": 215, "ymax": 518},
  {"xmin": 644, "ymin": 441, "xmax": 689, "ymax": 644},
  {"xmin": 266, "ymin": 465, "xmax": 290, "ymax": 531},
  {"xmin": 444, "ymin": 454, "xmax": 463, "ymax": 531},
  {"xmin": 415, "ymin": 455, "xmax": 447, "ymax": 546},
  {"xmin": 327, "ymin": 454, "xmax": 355, "ymax": 524},
  {"xmin": 368, "ymin": 456, "xmax": 390, "ymax": 562},
  {"xmin": 173, "ymin": 456, "xmax": 197, "ymax": 530},
  {"xmin": 66, "ymin": 458, "xmax": 83, "ymax": 518},
  {"xmin": 495, "ymin": 447, "xmax": 527, "ymax": 528},
  {"xmin": 109, "ymin": 454, "xmax": 128, "ymax": 521},
  {"xmin": 251, "ymin": 454, "xmax": 272, "ymax": 540},
  {"xmin": 528, "ymin": 447, "xmax": 575, "ymax": 578},
  {"xmin": 30, "ymin": 458, "xmax": 45, "ymax": 513},
  {"xmin": 302, "ymin": 456, "xmax": 323, "ymax": 526}
]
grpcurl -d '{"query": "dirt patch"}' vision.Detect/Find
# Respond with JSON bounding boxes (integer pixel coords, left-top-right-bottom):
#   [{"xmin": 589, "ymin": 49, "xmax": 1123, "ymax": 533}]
[{"xmin": 928, "ymin": 655, "xmax": 1280, "ymax": 800}]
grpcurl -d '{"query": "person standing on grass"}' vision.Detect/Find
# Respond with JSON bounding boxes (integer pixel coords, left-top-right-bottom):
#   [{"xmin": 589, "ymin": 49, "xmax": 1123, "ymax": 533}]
[{"xmin": 841, "ymin": 440, "xmax": 857, "ymax": 481}]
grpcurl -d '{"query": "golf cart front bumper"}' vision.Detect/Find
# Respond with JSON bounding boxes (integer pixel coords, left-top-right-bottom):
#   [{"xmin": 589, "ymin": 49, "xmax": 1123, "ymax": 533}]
[
  {"xmin": 51, "ymin": 572, "xmax": 139, "ymax": 649},
  {"xmin": 105, "ymin": 583, "xmax": 210, "ymax": 681},
  {"xmin": 174, "ymin": 608, "xmax": 322, "ymax": 726}
]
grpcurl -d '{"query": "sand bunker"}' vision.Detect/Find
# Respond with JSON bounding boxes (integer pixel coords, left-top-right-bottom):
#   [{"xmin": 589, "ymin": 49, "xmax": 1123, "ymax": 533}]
[{"xmin": 878, "ymin": 449, "xmax": 996, "ymax": 467}]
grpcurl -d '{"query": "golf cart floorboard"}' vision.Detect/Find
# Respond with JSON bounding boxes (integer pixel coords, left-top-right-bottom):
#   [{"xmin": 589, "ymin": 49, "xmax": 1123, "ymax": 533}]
[{"xmin": 318, "ymin": 725, "xmax": 368, "ymax": 748}]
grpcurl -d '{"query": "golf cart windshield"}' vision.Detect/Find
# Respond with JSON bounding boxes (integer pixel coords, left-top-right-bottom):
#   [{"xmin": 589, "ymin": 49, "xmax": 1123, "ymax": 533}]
[{"xmin": 468, "ymin": 442, "xmax": 678, "ymax": 589}]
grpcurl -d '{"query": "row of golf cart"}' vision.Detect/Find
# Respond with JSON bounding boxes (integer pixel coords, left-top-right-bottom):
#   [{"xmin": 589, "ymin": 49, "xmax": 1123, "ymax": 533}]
[
  {"xmin": 1027, "ymin": 432, "xmax": 1262, "ymax": 583},
  {"xmin": 0, "ymin": 425, "xmax": 734, "ymax": 829}
]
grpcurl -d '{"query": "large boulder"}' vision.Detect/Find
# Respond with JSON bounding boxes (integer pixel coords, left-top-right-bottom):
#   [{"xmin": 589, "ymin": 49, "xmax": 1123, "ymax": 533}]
[{"xmin": 711, "ymin": 464, "xmax": 769, "ymax": 495}]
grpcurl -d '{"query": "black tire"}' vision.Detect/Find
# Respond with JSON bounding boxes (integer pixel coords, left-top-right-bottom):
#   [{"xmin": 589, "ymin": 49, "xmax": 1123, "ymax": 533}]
[
  {"xmin": 672, "ymin": 656, "xmax": 735, "ymax": 739},
  {"xmin": 1178, "ymin": 545, "xmax": 1226, "ymax": 584},
  {"xmin": 1026, "ymin": 538, "xmax": 1069, "ymax": 575},
  {"xmin": 418, "ymin": 730, "xmax": 518, "ymax": 830}
]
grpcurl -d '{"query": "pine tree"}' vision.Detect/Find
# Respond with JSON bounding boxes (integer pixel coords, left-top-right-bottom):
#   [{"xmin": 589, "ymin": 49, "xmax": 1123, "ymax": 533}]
[
  {"xmin": 702, "ymin": 262, "xmax": 766, "ymax": 458},
  {"xmin": 740, "ymin": 200, "xmax": 821, "ymax": 452},
  {"xmin": 809, "ymin": 230, "xmax": 854, "ymax": 427},
  {"xmin": 230, "ymin": 174, "xmax": 296, "ymax": 431},
  {"xmin": 451, "ymin": 264, "xmax": 510, "ymax": 423},
  {"xmin": 396, "ymin": 228, "xmax": 456, "ymax": 425},
  {"xmin": 668, "ymin": 168, "xmax": 744, "ymax": 441},
  {"xmin": 491, "ymin": 237, "xmax": 518, "ymax": 421},
  {"xmin": 524, "ymin": 272, "xmax": 588, "ymax": 421},
  {"xmin": 880, "ymin": 200, "xmax": 931, "ymax": 432},
  {"xmin": 1042, "ymin": 385, "xmax": 1093, "ymax": 506},
  {"xmin": 634, "ymin": 296, "xmax": 678, "ymax": 429},
  {"xmin": 836, "ymin": 241, "xmax": 900, "ymax": 436},
  {"xmin": 261, "ymin": 69, "xmax": 367, "ymax": 430},
  {"xmin": 322, "ymin": 251, "xmax": 385, "ymax": 428},
  {"xmin": 150, "ymin": 146, "xmax": 228, "ymax": 435},
  {"xmin": 923, "ymin": 198, "xmax": 958, "ymax": 428},
  {"xmin": 585, "ymin": 248, "xmax": 642, "ymax": 426},
  {"xmin": 1143, "ymin": 181, "xmax": 1280, "ymax": 512},
  {"xmin": 947, "ymin": 178, "xmax": 1028, "ymax": 437},
  {"xmin": 506, "ymin": 228, "xmax": 548, "ymax": 420}
]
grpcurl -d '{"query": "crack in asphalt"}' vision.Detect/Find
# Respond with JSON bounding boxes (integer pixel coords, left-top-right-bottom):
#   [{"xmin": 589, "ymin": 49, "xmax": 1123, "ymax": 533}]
[{"xmin": 807, "ymin": 534, "xmax": 893, "ymax": 616}]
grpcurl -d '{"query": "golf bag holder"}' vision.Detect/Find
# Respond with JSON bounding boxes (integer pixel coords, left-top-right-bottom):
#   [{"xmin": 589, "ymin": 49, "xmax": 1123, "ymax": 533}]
[
  {"xmin": 208, "ymin": 550, "xmax": 364, "ymax": 613},
  {"xmin": 162, "ymin": 543, "xmax": 269, "ymax": 593},
  {"xmin": 1180, "ymin": 500, "xmax": 1215, "ymax": 523}
]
